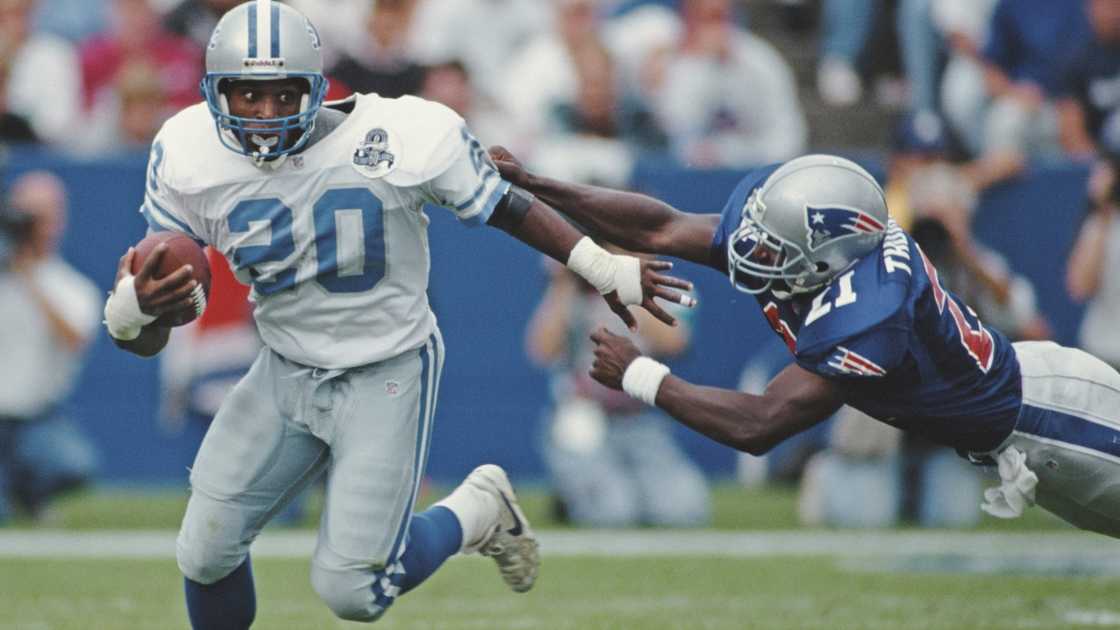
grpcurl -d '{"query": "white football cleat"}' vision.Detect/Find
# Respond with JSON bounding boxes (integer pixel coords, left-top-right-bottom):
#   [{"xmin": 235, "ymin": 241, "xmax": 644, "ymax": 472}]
[{"xmin": 461, "ymin": 464, "xmax": 539, "ymax": 593}]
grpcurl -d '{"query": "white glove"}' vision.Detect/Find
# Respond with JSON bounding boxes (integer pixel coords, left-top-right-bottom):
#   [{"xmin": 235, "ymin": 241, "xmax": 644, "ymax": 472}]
[{"xmin": 980, "ymin": 446, "xmax": 1038, "ymax": 519}]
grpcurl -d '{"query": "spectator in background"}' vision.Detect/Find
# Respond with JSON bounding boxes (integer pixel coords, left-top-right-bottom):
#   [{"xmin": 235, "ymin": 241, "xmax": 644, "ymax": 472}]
[
  {"xmin": 502, "ymin": 0, "xmax": 609, "ymax": 153},
  {"xmin": 0, "ymin": 0, "xmax": 81, "ymax": 145},
  {"xmin": 409, "ymin": 0, "xmax": 548, "ymax": 104},
  {"xmin": 0, "ymin": 172, "xmax": 100, "ymax": 524},
  {"xmin": 884, "ymin": 111, "xmax": 1023, "ymax": 228},
  {"xmin": 897, "ymin": 0, "xmax": 942, "ymax": 117},
  {"xmin": 418, "ymin": 59, "xmax": 518, "ymax": 150},
  {"xmin": 286, "ymin": 0, "xmax": 375, "ymax": 67},
  {"xmin": 1055, "ymin": 0, "xmax": 1120, "ymax": 160},
  {"xmin": 0, "ymin": 44, "xmax": 38, "ymax": 145},
  {"xmin": 650, "ymin": 0, "xmax": 806, "ymax": 167},
  {"xmin": 31, "ymin": 0, "xmax": 106, "ymax": 42},
  {"xmin": 327, "ymin": 0, "xmax": 426, "ymax": 99},
  {"xmin": 80, "ymin": 0, "xmax": 201, "ymax": 115},
  {"xmin": 526, "ymin": 255, "xmax": 710, "ymax": 528},
  {"xmin": 934, "ymin": 0, "xmax": 999, "ymax": 156},
  {"xmin": 532, "ymin": 39, "xmax": 666, "ymax": 188},
  {"xmin": 817, "ymin": 0, "xmax": 936, "ymax": 111},
  {"xmin": 1068, "ymin": 159, "xmax": 1120, "ymax": 371},
  {"xmin": 887, "ymin": 111, "xmax": 1044, "ymax": 339},
  {"xmin": 162, "ymin": 0, "xmax": 241, "ymax": 51},
  {"xmin": 74, "ymin": 60, "xmax": 171, "ymax": 154},
  {"xmin": 975, "ymin": 0, "xmax": 1089, "ymax": 160}
]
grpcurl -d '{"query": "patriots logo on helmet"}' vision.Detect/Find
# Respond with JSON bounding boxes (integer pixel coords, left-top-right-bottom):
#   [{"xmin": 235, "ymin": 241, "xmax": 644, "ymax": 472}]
[{"xmin": 804, "ymin": 204, "xmax": 885, "ymax": 251}]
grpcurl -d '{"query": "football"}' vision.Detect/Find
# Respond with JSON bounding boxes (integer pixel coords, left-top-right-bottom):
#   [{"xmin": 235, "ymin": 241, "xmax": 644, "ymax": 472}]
[{"xmin": 129, "ymin": 231, "xmax": 211, "ymax": 327}]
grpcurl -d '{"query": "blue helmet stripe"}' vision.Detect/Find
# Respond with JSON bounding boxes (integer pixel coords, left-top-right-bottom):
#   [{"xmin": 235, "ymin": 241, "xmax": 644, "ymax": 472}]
[
  {"xmin": 247, "ymin": 2, "xmax": 258, "ymax": 57},
  {"xmin": 270, "ymin": 3, "xmax": 280, "ymax": 57}
]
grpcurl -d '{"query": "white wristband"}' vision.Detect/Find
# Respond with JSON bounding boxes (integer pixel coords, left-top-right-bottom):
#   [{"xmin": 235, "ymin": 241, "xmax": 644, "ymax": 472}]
[
  {"xmin": 621, "ymin": 356, "xmax": 670, "ymax": 406},
  {"xmin": 103, "ymin": 274, "xmax": 157, "ymax": 340},
  {"xmin": 565, "ymin": 236, "xmax": 643, "ymax": 305}
]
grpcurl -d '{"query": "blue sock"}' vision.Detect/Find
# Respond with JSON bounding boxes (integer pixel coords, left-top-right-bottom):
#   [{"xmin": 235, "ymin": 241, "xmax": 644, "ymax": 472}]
[
  {"xmin": 184, "ymin": 556, "xmax": 256, "ymax": 630},
  {"xmin": 399, "ymin": 506, "xmax": 463, "ymax": 593}
]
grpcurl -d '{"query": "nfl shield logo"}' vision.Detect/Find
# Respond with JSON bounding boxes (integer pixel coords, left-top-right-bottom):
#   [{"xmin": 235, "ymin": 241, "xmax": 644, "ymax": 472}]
[{"xmin": 385, "ymin": 380, "xmax": 401, "ymax": 397}]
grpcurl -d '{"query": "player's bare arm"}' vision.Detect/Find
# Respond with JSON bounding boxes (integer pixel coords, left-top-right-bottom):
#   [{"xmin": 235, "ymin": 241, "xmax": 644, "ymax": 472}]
[
  {"xmin": 487, "ymin": 183, "xmax": 697, "ymax": 330},
  {"xmin": 107, "ymin": 244, "xmax": 196, "ymax": 357},
  {"xmin": 589, "ymin": 327, "xmax": 843, "ymax": 455},
  {"xmin": 489, "ymin": 146, "xmax": 721, "ymax": 267}
]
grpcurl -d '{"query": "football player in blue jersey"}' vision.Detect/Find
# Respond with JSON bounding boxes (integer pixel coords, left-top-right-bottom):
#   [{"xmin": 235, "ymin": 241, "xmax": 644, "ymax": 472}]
[{"xmin": 492, "ymin": 148, "xmax": 1120, "ymax": 539}]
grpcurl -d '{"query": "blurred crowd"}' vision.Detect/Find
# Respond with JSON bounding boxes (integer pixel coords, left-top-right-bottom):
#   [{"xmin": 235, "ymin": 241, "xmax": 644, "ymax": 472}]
[
  {"xmin": 4, "ymin": 0, "xmax": 1119, "ymax": 175},
  {"xmin": 3, "ymin": 0, "xmax": 1120, "ymax": 529}
]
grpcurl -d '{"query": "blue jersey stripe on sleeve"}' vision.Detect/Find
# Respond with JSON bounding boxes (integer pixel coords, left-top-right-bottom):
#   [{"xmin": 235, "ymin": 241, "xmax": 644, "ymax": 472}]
[
  {"xmin": 141, "ymin": 204, "xmax": 170, "ymax": 232},
  {"xmin": 461, "ymin": 180, "xmax": 510, "ymax": 227},
  {"xmin": 144, "ymin": 194, "xmax": 200, "ymax": 240},
  {"xmin": 453, "ymin": 168, "xmax": 500, "ymax": 212}
]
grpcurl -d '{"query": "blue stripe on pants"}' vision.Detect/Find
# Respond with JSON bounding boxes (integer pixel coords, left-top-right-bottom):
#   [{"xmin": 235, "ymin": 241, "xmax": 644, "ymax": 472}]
[
  {"xmin": 1016, "ymin": 404, "xmax": 1120, "ymax": 460},
  {"xmin": 368, "ymin": 335, "xmax": 439, "ymax": 612}
]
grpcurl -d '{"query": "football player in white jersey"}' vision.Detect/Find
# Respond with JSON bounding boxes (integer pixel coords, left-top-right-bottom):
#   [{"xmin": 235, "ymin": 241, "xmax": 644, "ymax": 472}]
[{"xmin": 100, "ymin": 2, "xmax": 694, "ymax": 627}]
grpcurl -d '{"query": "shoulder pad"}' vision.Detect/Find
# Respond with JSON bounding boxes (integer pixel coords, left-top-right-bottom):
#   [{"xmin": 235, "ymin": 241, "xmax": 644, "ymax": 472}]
[{"xmin": 153, "ymin": 103, "xmax": 253, "ymax": 192}]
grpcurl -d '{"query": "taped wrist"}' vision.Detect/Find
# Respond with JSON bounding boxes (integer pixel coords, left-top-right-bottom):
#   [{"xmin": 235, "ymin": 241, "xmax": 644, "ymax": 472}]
[
  {"xmin": 565, "ymin": 236, "xmax": 643, "ymax": 305},
  {"xmin": 103, "ymin": 275, "xmax": 156, "ymax": 340},
  {"xmin": 486, "ymin": 185, "xmax": 534, "ymax": 233},
  {"xmin": 621, "ymin": 356, "xmax": 670, "ymax": 406}
]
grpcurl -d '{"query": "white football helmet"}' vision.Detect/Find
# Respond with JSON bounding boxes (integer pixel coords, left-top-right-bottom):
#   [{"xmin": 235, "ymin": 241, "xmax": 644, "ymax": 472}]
[
  {"xmin": 200, "ymin": 0, "xmax": 328, "ymax": 161},
  {"xmin": 728, "ymin": 154, "xmax": 888, "ymax": 296}
]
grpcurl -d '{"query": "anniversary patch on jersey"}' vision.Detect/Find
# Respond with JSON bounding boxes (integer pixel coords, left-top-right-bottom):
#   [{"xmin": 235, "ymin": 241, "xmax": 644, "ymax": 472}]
[
  {"xmin": 352, "ymin": 127, "xmax": 398, "ymax": 178},
  {"xmin": 825, "ymin": 346, "xmax": 887, "ymax": 377},
  {"xmin": 805, "ymin": 204, "xmax": 885, "ymax": 251}
]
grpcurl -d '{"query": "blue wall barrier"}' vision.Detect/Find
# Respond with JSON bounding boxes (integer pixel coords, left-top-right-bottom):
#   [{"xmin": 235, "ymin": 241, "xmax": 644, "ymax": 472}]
[{"xmin": 2, "ymin": 150, "xmax": 1091, "ymax": 483}]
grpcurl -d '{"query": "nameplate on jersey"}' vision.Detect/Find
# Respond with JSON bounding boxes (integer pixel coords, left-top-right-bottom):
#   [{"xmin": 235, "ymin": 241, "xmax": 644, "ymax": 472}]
[{"xmin": 351, "ymin": 127, "xmax": 399, "ymax": 179}]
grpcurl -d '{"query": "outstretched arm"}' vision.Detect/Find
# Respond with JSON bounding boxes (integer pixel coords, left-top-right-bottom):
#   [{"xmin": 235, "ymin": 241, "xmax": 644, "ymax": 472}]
[
  {"xmin": 589, "ymin": 328, "xmax": 843, "ymax": 454},
  {"xmin": 489, "ymin": 146, "xmax": 721, "ymax": 267},
  {"xmin": 487, "ymin": 183, "xmax": 696, "ymax": 330}
]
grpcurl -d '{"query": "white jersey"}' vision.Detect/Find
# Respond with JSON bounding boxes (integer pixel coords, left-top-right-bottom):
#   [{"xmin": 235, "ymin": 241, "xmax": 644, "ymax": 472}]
[{"xmin": 142, "ymin": 93, "xmax": 510, "ymax": 368}]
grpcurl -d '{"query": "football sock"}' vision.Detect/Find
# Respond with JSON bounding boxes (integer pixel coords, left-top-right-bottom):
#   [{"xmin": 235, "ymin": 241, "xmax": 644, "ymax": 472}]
[
  {"xmin": 434, "ymin": 482, "xmax": 498, "ymax": 551},
  {"xmin": 184, "ymin": 556, "xmax": 256, "ymax": 630},
  {"xmin": 399, "ymin": 506, "xmax": 463, "ymax": 594}
]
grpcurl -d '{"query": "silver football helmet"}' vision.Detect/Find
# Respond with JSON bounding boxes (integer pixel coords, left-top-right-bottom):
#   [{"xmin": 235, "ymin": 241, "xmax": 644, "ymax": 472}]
[
  {"xmin": 200, "ymin": 0, "xmax": 328, "ymax": 161},
  {"xmin": 728, "ymin": 154, "xmax": 888, "ymax": 296}
]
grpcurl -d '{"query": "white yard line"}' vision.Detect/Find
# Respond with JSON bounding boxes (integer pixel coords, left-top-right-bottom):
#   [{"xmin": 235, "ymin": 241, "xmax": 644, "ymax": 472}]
[{"xmin": 0, "ymin": 529, "xmax": 1113, "ymax": 560}]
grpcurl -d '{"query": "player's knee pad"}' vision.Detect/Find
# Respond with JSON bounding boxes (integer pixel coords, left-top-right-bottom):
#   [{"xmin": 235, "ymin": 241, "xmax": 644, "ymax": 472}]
[
  {"xmin": 310, "ymin": 563, "xmax": 390, "ymax": 623},
  {"xmin": 176, "ymin": 534, "xmax": 247, "ymax": 586}
]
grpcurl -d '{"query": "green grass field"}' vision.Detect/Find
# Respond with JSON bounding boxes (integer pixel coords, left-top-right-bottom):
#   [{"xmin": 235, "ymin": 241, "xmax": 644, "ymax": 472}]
[
  {"xmin": 2, "ymin": 483, "xmax": 1115, "ymax": 630},
  {"xmin": 1, "ymin": 481, "xmax": 1071, "ymax": 532}
]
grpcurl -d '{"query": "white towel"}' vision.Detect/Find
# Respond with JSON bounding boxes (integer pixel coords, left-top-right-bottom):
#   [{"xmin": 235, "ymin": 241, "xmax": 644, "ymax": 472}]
[{"xmin": 980, "ymin": 446, "xmax": 1039, "ymax": 518}]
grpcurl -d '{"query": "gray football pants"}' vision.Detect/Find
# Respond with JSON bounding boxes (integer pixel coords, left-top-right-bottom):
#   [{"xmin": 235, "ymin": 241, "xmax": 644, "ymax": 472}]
[
  {"xmin": 176, "ymin": 331, "xmax": 443, "ymax": 620},
  {"xmin": 996, "ymin": 341, "xmax": 1120, "ymax": 538}
]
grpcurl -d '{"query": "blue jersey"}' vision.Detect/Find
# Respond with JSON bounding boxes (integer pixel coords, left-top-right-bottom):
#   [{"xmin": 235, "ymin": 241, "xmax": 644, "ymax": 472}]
[{"xmin": 710, "ymin": 167, "xmax": 1021, "ymax": 452}]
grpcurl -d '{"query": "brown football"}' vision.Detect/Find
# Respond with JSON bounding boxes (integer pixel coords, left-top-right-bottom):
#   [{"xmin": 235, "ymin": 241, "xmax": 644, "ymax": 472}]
[{"xmin": 129, "ymin": 232, "xmax": 211, "ymax": 327}]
